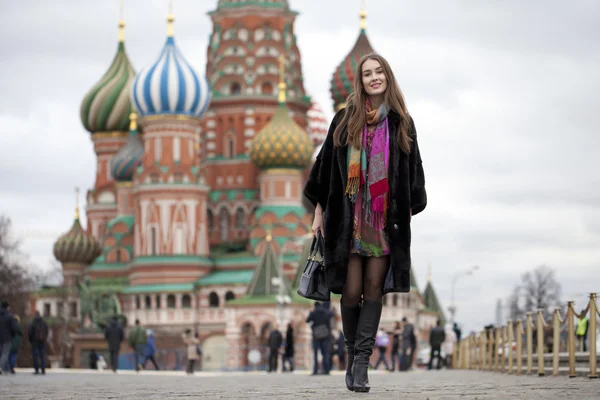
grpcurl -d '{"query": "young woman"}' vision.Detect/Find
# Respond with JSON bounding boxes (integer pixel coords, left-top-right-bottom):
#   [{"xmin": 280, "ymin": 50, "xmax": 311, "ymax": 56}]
[{"xmin": 304, "ymin": 53, "xmax": 426, "ymax": 392}]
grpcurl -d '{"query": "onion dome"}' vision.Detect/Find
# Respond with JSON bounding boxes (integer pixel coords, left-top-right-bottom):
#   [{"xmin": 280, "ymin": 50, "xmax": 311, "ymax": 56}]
[
  {"xmin": 53, "ymin": 193, "xmax": 101, "ymax": 265},
  {"xmin": 80, "ymin": 20, "xmax": 136, "ymax": 133},
  {"xmin": 132, "ymin": 13, "xmax": 211, "ymax": 118},
  {"xmin": 307, "ymin": 100, "xmax": 328, "ymax": 146},
  {"xmin": 250, "ymin": 56, "xmax": 313, "ymax": 169},
  {"xmin": 330, "ymin": 5, "xmax": 375, "ymax": 112},
  {"xmin": 109, "ymin": 112, "xmax": 144, "ymax": 181}
]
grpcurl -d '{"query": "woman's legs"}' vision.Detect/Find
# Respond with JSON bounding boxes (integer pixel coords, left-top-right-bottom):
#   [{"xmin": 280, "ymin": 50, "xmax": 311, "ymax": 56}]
[
  {"xmin": 340, "ymin": 255, "xmax": 363, "ymax": 391},
  {"xmin": 353, "ymin": 256, "xmax": 389, "ymax": 392}
]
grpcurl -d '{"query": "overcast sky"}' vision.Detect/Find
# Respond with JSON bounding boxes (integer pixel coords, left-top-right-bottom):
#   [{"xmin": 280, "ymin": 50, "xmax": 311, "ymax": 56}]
[{"xmin": 1, "ymin": 0, "xmax": 599, "ymax": 332}]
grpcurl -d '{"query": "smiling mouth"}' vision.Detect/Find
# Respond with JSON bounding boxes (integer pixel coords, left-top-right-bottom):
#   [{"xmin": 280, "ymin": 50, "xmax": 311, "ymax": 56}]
[{"xmin": 371, "ymin": 83, "xmax": 381, "ymax": 88}]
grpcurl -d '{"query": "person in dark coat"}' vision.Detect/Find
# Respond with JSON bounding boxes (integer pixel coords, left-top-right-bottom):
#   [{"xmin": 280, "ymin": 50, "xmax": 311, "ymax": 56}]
[
  {"xmin": 428, "ymin": 319, "xmax": 446, "ymax": 370},
  {"xmin": 304, "ymin": 53, "xmax": 426, "ymax": 393},
  {"xmin": 267, "ymin": 326, "xmax": 283, "ymax": 373},
  {"xmin": 89, "ymin": 349, "xmax": 99, "ymax": 369},
  {"xmin": 28, "ymin": 311, "xmax": 49, "ymax": 375},
  {"xmin": 9, "ymin": 315, "xmax": 22, "ymax": 374},
  {"xmin": 282, "ymin": 322, "xmax": 295, "ymax": 372},
  {"xmin": 401, "ymin": 317, "xmax": 417, "ymax": 371},
  {"xmin": 0, "ymin": 301, "xmax": 17, "ymax": 374},
  {"xmin": 104, "ymin": 317, "xmax": 124, "ymax": 372},
  {"xmin": 306, "ymin": 302, "xmax": 333, "ymax": 375}
]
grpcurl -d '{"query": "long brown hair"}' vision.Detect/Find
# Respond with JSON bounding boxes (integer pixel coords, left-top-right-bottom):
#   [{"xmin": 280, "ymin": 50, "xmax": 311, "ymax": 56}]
[{"xmin": 333, "ymin": 53, "xmax": 412, "ymax": 154}]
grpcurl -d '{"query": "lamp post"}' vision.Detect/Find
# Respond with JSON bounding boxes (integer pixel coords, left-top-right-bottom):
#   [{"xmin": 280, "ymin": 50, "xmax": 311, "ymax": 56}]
[{"xmin": 449, "ymin": 265, "xmax": 480, "ymax": 324}]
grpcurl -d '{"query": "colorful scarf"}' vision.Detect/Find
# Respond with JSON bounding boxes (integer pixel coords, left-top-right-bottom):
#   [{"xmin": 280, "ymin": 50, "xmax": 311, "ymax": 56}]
[{"xmin": 346, "ymin": 99, "xmax": 390, "ymax": 229}]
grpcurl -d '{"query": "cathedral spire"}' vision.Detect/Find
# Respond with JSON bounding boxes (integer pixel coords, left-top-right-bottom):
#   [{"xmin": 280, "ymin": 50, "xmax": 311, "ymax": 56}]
[
  {"xmin": 118, "ymin": 0, "xmax": 125, "ymax": 42},
  {"xmin": 74, "ymin": 187, "xmax": 80, "ymax": 220},
  {"xmin": 278, "ymin": 54, "xmax": 287, "ymax": 104},
  {"xmin": 360, "ymin": 0, "xmax": 367, "ymax": 32},
  {"xmin": 167, "ymin": 0, "xmax": 175, "ymax": 37}
]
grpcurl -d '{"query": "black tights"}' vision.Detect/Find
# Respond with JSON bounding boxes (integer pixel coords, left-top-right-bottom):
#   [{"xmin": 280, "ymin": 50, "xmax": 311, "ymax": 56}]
[{"xmin": 341, "ymin": 254, "xmax": 389, "ymax": 307}]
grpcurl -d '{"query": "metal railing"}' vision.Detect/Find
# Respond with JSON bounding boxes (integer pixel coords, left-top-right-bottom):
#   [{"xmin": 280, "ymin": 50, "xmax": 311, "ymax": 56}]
[{"xmin": 453, "ymin": 293, "xmax": 599, "ymax": 379}]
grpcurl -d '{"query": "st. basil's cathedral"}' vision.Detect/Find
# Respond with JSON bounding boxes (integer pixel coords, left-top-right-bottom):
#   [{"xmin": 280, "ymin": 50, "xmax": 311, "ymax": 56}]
[{"xmin": 38, "ymin": 0, "xmax": 445, "ymax": 371}]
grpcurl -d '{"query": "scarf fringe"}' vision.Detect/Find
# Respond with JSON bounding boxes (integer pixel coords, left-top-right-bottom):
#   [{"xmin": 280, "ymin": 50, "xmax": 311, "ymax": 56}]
[{"xmin": 345, "ymin": 176, "xmax": 359, "ymax": 201}]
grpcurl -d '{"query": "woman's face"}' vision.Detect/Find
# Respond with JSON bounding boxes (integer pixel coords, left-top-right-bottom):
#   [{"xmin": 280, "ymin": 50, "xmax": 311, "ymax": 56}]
[{"xmin": 361, "ymin": 59, "xmax": 387, "ymax": 97}]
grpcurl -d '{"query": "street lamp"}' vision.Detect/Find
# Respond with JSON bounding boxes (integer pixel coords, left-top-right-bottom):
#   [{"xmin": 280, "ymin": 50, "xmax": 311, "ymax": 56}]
[{"xmin": 448, "ymin": 265, "xmax": 480, "ymax": 324}]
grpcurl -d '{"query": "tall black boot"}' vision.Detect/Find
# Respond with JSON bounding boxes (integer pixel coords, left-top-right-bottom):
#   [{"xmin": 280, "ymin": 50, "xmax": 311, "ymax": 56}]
[
  {"xmin": 352, "ymin": 300, "xmax": 383, "ymax": 393},
  {"xmin": 341, "ymin": 304, "xmax": 361, "ymax": 391}
]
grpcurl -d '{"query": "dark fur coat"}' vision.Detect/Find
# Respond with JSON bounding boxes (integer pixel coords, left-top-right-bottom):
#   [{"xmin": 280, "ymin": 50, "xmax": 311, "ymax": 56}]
[{"xmin": 303, "ymin": 108, "xmax": 427, "ymax": 294}]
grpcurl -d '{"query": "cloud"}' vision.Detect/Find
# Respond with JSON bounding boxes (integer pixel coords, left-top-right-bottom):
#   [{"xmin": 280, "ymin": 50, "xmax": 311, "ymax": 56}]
[{"xmin": 1, "ymin": 0, "xmax": 599, "ymax": 332}]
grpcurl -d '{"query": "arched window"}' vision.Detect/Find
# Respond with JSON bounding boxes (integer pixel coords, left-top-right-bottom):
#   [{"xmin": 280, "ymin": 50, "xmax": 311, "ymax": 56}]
[
  {"xmin": 230, "ymin": 82, "xmax": 241, "ymax": 95},
  {"xmin": 156, "ymin": 294, "xmax": 162, "ymax": 309},
  {"xmin": 182, "ymin": 294, "xmax": 192, "ymax": 308},
  {"xmin": 225, "ymin": 291, "xmax": 235, "ymax": 302},
  {"xmin": 219, "ymin": 208, "xmax": 230, "ymax": 241},
  {"xmin": 225, "ymin": 133, "xmax": 236, "ymax": 158},
  {"xmin": 207, "ymin": 209, "xmax": 214, "ymax": 232},
  {"xmin": 135, "ymin": 296, "xmax": 141, "ymax": 310},
  {"xmin": 167, "ymin": 294, "xmax": 176, "ymax": 309},
  {"xmin": 145, "ymin": 295, "xmax": 152, "ymax": 309},
  {"xmin": 392, "ymin": 294, "xmax": 398, "ymax": 307},
  {"xmin": 209, "ymin": 292, "xmax": 220, "ymax": 308},
  {"xmin": 261, "ymin": 82, "xmax": 273, "ymax": 95},
  {"xmin": 382, "ymin": 296, "xmax": 388, "ymax": 306},
  {"xmin": 235, "ymin": 208, "xmax": 245, "ymax": 230}
]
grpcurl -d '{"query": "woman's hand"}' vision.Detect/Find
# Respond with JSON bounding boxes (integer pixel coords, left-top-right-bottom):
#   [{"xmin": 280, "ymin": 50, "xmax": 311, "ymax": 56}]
[{"xmin": 312, "ymin": 203, "xmax": 324, "ymax": 238}]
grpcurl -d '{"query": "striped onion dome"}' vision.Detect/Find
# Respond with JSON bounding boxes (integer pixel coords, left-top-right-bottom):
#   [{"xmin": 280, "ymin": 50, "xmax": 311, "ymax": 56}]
[
  {"xmin": 330, "ymin": 22, "xmax": 374, "ymax": 112},
  {"xmin": 53, "ymin": 211, "xmax": 101, "ymax": 265},
  {"xmin": 132, "ymin": 15, "xmax": 211, "ymax": 118},
  {"xmin": 80, "ymin": 21, "xmax": 136, "ymax": 133},
  {"xmin": 109, "ymin": 112, "xmax": 143, "ymax": 181},
  {"xmin": 307, "ymin": 100, "xmax": 328, "ymax": 146}
]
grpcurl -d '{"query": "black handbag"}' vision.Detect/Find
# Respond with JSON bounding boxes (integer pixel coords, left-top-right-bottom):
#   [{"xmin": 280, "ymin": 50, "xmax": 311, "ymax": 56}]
[{"xmin": 297, "ymin": 233, "xmax": 330, "ymax": 302}]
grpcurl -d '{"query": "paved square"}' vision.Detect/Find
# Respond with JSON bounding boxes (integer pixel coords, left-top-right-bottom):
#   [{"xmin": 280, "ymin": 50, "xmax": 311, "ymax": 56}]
[{"xmin": 1, "ymin": 369, "xmax": 598, "ymax": 399}]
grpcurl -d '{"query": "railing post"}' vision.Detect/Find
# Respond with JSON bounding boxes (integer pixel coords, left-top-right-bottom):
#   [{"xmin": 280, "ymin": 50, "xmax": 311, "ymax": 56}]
[
  {"xmin": 481, "ymin": 329, "xmax": 487, "ymax": 371},
  {"xmin": 499, "ymin": 326, "xmax": 505, "ymax": 372},
  {"xmin": 526, "ymin": 312, "xmax": 533, "ymax": 374},
  {"xmin": 494, "ymin": 327, "xmax": 500, "ymax": 372},
  {"xmin": 452, "ymin": 340, "xmax": 458, "ymax": 369},
  {"xmin": 537, "ymin": 309, "xmax": 545, "ymax": 376},
  {"xmin": 567, "ymin": 302, "xmax": 576, "ymax": 378},
  {"xmin": 488, "ymin": 329, "xmax": 496, "ymax": 371},
  {"xmin": 516, "ymin": 320, "xmax": 523, "ymax": 375},
  {"xmin": 507, "ymin": 321, "xmax": 514, "ymax": 374},
  {"xmin": 589, "ymin": 293, "xmax": 597, "ymax": 379},
  {"xmin": 552, "ymin": 308, "xmax": 560, "ymax": 376}
]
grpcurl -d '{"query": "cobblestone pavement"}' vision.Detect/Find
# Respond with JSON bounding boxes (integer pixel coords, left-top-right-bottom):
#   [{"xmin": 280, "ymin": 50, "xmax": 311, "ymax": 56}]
[{"xmin": 1, "ymin": 369, "xmax": 599, "ymax": 399}]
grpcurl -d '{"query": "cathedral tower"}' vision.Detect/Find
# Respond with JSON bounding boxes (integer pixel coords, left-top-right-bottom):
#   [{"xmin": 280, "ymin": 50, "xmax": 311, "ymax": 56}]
[
  {"xmin": 129, "ymin": 8, "xmax": 212, "ymax": 287},
  {"xmin": 80, "ymin": 17, "xmax": 136, "ymax": 241},
  {"xmin": 202, "ymin": 0, "xmax": 311, "ymax": 248}
]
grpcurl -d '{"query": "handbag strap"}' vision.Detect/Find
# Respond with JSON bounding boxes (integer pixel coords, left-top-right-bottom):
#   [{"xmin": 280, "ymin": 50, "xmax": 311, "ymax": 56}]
[{"xmin": 308, "ymin": 232, "xmax": 324, "ymax": 260}]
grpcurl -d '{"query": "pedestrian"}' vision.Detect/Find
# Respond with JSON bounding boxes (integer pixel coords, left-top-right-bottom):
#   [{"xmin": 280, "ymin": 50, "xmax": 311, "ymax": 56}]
[
  {"xmin": 0, "ymin": 301, "xmax": 17, "ymax": 374},
  {"xmin": 428, "ymin": 319, "xmax": 446, "ymax": 370},
  {"xmin": 182, "ymin": 329, "xmax": 199, "ymax": 374},
  {"xmin": 143, "ymin": 329, "xmax": 159, "ymax": 370},
  {"xmin": 89, "ymin": 349, "xmax": 98, "ymax": 369},
  {"xmin": 127, "ymin": 319, "xmax": 147, "ymax": 372},
  {"xmin": 306, "ymin": 302, "xmax": 333, "ymax": 375},
  {"xmin": 9, "ymin": 315, "xmax": 22, "ymax": 374},
  {"xmin": 373, "ymin": 329, "xmax": 391, "ymax": 370},
  {"xmin": 304, "ymin": 52, "xmax": 427, "ymax": 392},
  {"xmin": 28, "ymin": 311, "xmax": 49, "ymax": 375},
  {"xmin": 104, "ymin": 316, "xmax": 124, "ymax": 372},
  {"xmin": 336, "ymin": 331, "xmax": 346, "ymax": 370},
  {"xmin": 401, "ymin": 317, "xmax": 416, "ymax": 371},
  {"xmin": 267, "ymin": 325, "xmax": 283, "ymax": 373},
  {"xmin": 442, "ymin": 323, "xmax": 457, "ymax": 368},
  {"xmin": 390, "ymin": 321, "xmax": 402, "ymax": 371},
  {"xmin": 576, "ymin": 312, "xmax": 589, "ymax": 352},
  {"xmin": 282, "ymin": 322, "xmax": 295, "ymax": 372}
]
